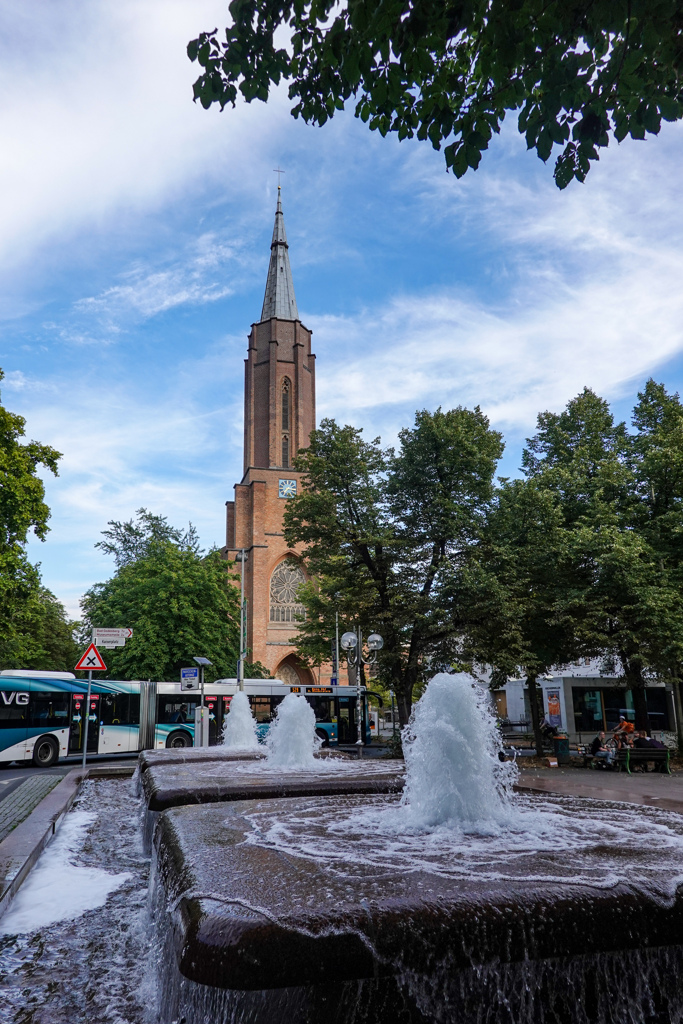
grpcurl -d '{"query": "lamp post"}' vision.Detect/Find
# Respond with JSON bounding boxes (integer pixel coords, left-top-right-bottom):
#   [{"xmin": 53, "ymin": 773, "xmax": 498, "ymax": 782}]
[
  {"xmin": 340, "ymin": 628, "xmax": 384, "ymax": 758},
  {"xmin": 235, "ymin": 549, "xmax": 248, "ymax": 692}
]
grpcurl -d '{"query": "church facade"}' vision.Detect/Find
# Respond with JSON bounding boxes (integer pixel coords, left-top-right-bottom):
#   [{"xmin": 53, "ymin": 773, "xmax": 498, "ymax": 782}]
[{"xmin": 224, "ymin": 189, "xmax": 326, "ymax": 686}]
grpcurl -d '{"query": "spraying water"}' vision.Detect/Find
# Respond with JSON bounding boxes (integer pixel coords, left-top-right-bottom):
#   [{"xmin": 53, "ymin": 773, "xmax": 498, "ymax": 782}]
[
  {"xmin": 221, "ymin": 691, "xmax": 260, "ymax": 751},
  {"xmin": 266, "ymin": 692, "xmax": 321, "ymax": 768},
  {"xmin": 400, "ymin": 672, "xmax": 517, "ymax": 830}
]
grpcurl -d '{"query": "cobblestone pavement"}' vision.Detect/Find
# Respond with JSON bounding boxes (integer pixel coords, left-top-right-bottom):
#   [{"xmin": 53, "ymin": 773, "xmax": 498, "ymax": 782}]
[{"xmin": 0, "ymin": 775, "xmax": 65, "ymax": 843}]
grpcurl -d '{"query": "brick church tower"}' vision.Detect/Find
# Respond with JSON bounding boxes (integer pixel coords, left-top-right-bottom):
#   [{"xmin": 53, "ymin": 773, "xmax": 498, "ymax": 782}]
[{"xmin": 224, "ymin": 188, "xmax": 318, "ymax": 686}]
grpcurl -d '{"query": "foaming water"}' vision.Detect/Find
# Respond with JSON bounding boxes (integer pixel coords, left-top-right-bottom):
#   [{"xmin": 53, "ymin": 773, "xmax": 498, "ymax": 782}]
[
  {"xmin": 265, "ymin": 692, "xmax": 321, "ymax": 768},
  {"xmin": 222, "ymin": 690, "xmax": 260, "ymax": 751},
  {"xmin": 0, "ymin": 811, "xmax": 131, "ymax": 934},
  {"xmin": 0, "ymin": 779, "xmax": 151, "ymax": 1024},
  {"xmin": 243, "ymin": 791, "xmax": 683, "ymax": 895},
  {"xmin": 400, "ymin": 672, "xmax": 517, "ymax": 830}
]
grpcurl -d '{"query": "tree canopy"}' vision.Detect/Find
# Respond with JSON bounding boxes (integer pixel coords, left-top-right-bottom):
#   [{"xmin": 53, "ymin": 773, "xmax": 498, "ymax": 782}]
[
  {"xmin": 283, "ymin": 407, "xmax": 503, "ymax": 722},
  {"xmin": 188, "ymin": 0, "xmax": 683, "ymax": 188},
  {"xmin": 81, "ymin": 513, "xmax": 240, "ymax": 682},
  {"xmin": 0, "ymin": 368, "xmax": 74, "ymax": 671}
]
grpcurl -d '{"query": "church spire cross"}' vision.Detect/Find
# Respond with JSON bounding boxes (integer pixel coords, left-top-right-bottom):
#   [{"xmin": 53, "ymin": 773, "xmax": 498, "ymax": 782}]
[{"xmin": 260, "ymin": 182, "xmax": 299, "ymax": 322}]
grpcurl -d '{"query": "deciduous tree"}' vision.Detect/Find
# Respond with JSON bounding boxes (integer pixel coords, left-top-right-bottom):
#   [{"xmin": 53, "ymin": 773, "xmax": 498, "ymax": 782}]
[
  {"xmin": 283, "ymin": 407, "xmax": 503, "ymax": 723},
  {"xmin": 189, "ymin": 0, "xmax": 683, "ymax": 189}
]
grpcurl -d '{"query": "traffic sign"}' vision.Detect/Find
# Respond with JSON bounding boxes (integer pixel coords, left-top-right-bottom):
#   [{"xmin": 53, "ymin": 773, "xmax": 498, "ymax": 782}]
[
  {"xmin": 93, "ymin": 628, "xmax": 132, "ymax": 641},
  {"xmin": 75, "ymin": 644, "xmax": 107, "ymax": 672},
  {"xmin": 181, "ymin": 666, "xmax": 199, "ymax": 690}
]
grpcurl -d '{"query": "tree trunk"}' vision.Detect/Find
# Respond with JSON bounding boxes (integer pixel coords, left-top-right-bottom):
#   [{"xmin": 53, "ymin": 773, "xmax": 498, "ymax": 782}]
[
  {"xmin": 396, "ymin": 685, "xmax": 412, "ymax": 728},
  {"xmin": 672, "ymin": 674, "xmax": 683, "ymax": 754},
  {"xmin": 526, "ymin": 674, "xmax": 545, "ymax": 758},
  {"xmin": 623, "ymin": 660, "xmax": 649, "ymax": 732}
]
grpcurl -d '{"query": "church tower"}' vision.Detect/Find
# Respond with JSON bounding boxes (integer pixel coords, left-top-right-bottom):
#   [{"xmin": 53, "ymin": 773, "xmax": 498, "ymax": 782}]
[{"xmin": 224, "ymin": 188, "xmax": 317, "ymax": 685}]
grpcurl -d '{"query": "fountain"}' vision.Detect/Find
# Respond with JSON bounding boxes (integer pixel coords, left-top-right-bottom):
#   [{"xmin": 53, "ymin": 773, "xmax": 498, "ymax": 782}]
[
  {"xmin": 149, "ymin": 674, "xmax": 683, "ymax": 1023},
  {"xmin": 264, "ymin": 691, "xmax": 322, "ymax": 767},
  {"xmin": 4, "ymin": 672, "xmax": 683, "ymax": 1023},
  {"xmin": 222, "ymin": 690, "xmax": 261, "ymax": 751}
]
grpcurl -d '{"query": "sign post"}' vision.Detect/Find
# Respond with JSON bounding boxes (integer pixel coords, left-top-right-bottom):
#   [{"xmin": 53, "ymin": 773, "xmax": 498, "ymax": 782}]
[{"xmin": 74, "ymin": 643, "xmax": 107, "ymax": 770}]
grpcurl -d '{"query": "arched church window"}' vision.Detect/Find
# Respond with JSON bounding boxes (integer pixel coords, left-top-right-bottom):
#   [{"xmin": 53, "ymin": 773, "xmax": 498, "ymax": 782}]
[
  {"xmin": 282, "ymin": 378, "xmax": 290, "ymax": 431},
  {"xmin": 269, "ymin": 560, "xmax": 306, "ymax": 623},
  {"xmin": 282, "ymin": 434, "xmax": 289, "ymax": 468}
]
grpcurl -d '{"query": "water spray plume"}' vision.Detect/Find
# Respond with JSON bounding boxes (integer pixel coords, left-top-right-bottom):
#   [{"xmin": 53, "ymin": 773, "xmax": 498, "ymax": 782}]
[
  {"xmin": 221, "ymin": 691, "xmax": 260, "ymax": 751},
  {"xmin": 401, "ymin": 673, "xmax": 518, "ymax": 829},
  {"xmin": 266, "ymin": 692, "xmax": 321, "ymax": 768}
]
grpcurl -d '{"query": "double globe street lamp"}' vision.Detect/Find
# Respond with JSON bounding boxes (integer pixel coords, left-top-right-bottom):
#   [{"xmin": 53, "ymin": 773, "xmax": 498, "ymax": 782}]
[{"xmin": 340, "ymin": 628, "xmax": 384, "ymax": 757}]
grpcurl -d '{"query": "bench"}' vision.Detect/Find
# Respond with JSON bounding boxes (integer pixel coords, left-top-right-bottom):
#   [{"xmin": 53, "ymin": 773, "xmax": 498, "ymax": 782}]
[{"xmin": 615, "ymin": 747, "xmax": 671, "ymax": 775}]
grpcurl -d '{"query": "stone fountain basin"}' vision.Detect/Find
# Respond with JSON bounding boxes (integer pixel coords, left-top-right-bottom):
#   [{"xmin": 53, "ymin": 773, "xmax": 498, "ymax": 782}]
[
  {"xmin": 141, "ymin": 758, "xmax": 405, "ymax": 813},
  {"xmin": 154, "ymin": 795, "xmax": 683, "ymax": 992},
  {"xmin": 138, "ymin": 747, "xmax": 266, "ymax": 775}
]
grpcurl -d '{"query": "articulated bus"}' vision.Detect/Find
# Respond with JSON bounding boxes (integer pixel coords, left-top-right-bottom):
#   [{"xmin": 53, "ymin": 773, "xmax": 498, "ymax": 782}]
[{"xmin": 0, "ymin": 671, "xmax": 372, "ymax": 767}]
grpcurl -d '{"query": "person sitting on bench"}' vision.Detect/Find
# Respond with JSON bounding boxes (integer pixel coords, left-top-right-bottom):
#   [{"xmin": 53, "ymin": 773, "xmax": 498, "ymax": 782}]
[{"xmin": 590, "ymin": 731, "xmax": 614, "ymax": 766}]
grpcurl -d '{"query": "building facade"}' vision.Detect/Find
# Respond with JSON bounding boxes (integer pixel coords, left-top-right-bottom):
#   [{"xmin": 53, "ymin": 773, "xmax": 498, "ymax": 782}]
[
  {"xmin": 224, "ymin": 189, "xmax": 320, "ymax": 686},
  {"xmin": 494, "ymin": 659, "xmax": 677, "ymax": 743}
]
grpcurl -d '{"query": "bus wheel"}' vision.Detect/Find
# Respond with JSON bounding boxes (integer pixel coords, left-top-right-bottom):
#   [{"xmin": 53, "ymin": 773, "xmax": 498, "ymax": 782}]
[
  {"xmin": 166, "ymin": 731, "xmax": 192, "ymax": 749},
  {"xmin": 315, "ymin": 729, "xmax": 330, "ymax": 748},
  {"xmin": 32, "ymin": 736, "xmax": 59, "ymax": 768}
]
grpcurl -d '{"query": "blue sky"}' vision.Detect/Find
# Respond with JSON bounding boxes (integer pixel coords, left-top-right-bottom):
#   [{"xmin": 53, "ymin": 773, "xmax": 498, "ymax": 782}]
[{"xmin": 3, "ymin": 0, "xmax": 683, "ymax": 618}]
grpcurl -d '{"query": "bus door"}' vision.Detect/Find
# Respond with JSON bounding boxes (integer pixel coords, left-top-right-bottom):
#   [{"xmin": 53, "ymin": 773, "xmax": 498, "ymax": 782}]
[
  {"xmin": 205, "ymin": 696, "xmax": 219, "ymax": 744},
  {"xmin": 335, "ymin": 695, "xmax": 358, "ymax": 744},
  {"xmin": 69, "ymin": 692, "xmax": 100, "ymax": 754}
]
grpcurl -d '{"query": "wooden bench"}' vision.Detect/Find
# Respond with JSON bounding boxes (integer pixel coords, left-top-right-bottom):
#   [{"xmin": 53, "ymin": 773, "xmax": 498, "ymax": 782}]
[{"xmin": 615, "ymin": 747, "xmax": 671, "ymax": 775}]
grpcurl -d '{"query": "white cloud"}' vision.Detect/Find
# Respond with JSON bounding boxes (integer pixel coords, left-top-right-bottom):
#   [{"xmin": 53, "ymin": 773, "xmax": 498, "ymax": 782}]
[{"xmin": 0, "ymin": 0, "xmax": 290, "ymax": 279}]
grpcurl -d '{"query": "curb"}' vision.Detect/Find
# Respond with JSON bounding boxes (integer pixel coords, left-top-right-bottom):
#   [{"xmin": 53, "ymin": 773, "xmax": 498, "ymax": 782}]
[{"xmin": 0, "ymin": 762, "xmax": 136, "ymax": 921}]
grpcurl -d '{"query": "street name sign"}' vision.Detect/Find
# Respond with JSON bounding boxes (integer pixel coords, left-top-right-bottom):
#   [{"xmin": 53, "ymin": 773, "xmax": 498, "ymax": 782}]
[
  {"xmin": 75, "ymin": 644, "xmax": 107, "ymax": 672},
  {"xmin": 92, "ymin": 628, "xmax": 133, "ymax": 649}
]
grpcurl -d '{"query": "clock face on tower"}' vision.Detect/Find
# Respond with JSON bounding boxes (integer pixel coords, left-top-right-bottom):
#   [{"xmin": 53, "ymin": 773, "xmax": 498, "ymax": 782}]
[{"xmin": 278, "ymin": 478, "xmax": 297, "ymax": 498}]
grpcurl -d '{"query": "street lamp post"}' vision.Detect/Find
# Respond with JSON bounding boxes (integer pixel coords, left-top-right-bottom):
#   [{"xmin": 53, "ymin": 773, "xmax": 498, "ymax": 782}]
[
  {"xmin": 340, "ymin": 628, "xmax": 384, "ymax": 758},
  {"xmin": 235, "ymin": 549, "xmax": 248, "ymax": 692}
]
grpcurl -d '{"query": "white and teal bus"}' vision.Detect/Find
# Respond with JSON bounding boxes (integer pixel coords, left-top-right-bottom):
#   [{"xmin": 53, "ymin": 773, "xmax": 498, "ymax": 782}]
[{"xmin": 0, "ymin": 671, "xmax": 373, "ymax": 767}]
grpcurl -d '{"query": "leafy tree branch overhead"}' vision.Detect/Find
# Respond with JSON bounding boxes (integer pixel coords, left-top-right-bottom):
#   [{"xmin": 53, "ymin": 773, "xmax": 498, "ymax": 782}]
[{"xmin": 188, "ymin": 0, "xmax": 683, "ymax": 188}]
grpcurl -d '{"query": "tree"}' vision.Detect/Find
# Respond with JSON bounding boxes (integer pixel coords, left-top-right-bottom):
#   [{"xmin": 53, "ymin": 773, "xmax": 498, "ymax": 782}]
[
  {"xmin": 628, "ymin": 380, "xmax": 683, "ymax": 746},
  {"xmin": 95, "ymin": 507, "xmax": 200, "ymax": 568},
  {"xmin": 188, "ymin": 0, "xmax": 683, "ymax": 189},
  {"xmin": 459, "ymin": 478, "xmax": 585, "ymax": 756},
  {"xmin": 283, "ymin": 408, "xmax": 503, "ymax": 723},
  {"xmin": 0, "ymin": 367, "xmax": 64, "ymax": 669},
  {"xmin": 522, "ymin": 386, "xmax": 683, "ymax": 732},
  {"xmin": 0, "ymin": 583, "xmax": 80, "ymax": 672},
  {"xmin": 81, "ymin": 537, "xmax": 240, "ymax": 683}
]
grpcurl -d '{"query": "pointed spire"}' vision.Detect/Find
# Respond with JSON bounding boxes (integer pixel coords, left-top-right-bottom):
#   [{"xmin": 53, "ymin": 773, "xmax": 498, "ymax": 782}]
[{"xmin": 260, "ymin": 187, "xmax": 299, "ymax": 322}]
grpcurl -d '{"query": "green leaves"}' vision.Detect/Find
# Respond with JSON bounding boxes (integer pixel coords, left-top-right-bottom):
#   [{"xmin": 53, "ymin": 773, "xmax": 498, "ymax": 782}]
[
  {"xmin": 81, "ymin": 537, "xmax": 240, "ymax": 682},
  {"xmin": 188, "ymin": 0, "xmax": 683, "ymax": 188}
]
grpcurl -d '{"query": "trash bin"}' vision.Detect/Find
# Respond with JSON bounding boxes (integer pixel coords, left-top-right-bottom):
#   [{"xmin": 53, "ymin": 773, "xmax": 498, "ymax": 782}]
[{"xmin": 553, "ymin": 734, "xmax": 570, "ymax": 765}]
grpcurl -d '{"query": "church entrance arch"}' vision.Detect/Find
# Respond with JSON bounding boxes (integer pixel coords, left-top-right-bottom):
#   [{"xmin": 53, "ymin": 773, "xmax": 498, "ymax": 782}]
[{"xmin": 275, "ymin": 655, "xmax": 314, "ymax": 688}]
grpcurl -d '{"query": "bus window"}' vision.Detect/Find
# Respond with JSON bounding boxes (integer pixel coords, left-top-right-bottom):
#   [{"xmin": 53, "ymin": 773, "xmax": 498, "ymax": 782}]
[
  {"xmin": 29, "ymin": 694, "xmax": 69, "ymax": 728},
  {"xmin": 250, "ymin": 696, "xmax": 272, "ymax": 723},
  {"xmin": 249, "ymin": 695, "xmax": 285, "ymax": 723},
  {"xmin": 0, "ymin": 693, "xmax": 28, "ymax": 726},
  {"xmin": 100, "ymin": 693, "xmax": 130, "ymax": 725},
  {"xmin": 158, "ymin": 696, "xmax": 199, "ymax": 724},
  {"xmin": 129, "ymin": 693, "xmax": 140, "ymax": 725},
  {"xmin": 306, "ymin": 696, "xmax": 333, "ymax": 722}
]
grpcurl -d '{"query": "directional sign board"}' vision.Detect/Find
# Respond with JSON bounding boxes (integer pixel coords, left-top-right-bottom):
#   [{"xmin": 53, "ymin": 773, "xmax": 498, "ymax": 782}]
[
  {"xmin": 75, "ymin": 643, "xmax": 107, "ymax": 672},
  {"xmin": 180, "ymin": 666, "xmax": 200, "ymax": 691},
  {"xmin": 92, "ymin": 628, "xmax": 133, "ymax": 648}
]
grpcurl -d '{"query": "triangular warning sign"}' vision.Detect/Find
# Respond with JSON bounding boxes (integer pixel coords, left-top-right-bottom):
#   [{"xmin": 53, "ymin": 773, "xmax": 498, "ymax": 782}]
[{"xmin": 75, "ymin": 643, "xmax": 107, "ymax": 672}]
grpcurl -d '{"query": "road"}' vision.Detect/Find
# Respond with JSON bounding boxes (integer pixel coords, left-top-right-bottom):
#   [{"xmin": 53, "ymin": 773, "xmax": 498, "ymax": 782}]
[{"xmin": 0, "ymin": 755, "xmax": 139, "ymax": 804}]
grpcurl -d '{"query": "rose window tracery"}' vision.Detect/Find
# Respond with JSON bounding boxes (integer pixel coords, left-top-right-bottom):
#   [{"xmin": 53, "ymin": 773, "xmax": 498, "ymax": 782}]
[{"xmin": 269, "ymin": 561, "xmax": 306, "ymax": 623}]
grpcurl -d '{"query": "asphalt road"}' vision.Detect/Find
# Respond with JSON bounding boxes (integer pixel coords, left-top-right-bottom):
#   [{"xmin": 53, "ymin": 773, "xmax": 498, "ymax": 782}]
[{"xmin": 0, "ymin": 755, "xmax": 139, "ymax": 803}]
